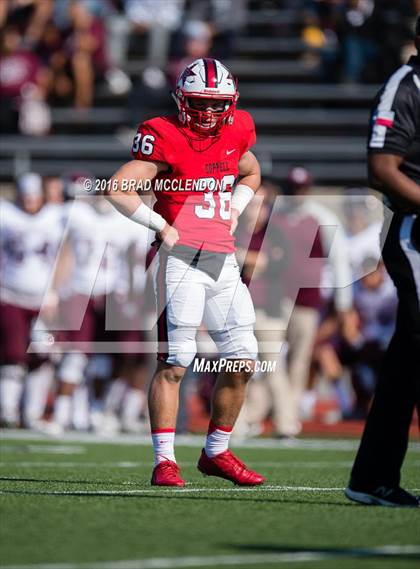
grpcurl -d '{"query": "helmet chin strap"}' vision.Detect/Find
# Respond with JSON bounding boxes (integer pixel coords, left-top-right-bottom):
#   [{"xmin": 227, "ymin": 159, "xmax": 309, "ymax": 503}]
[{"xmin": 172, "ymin": 90, "xmax": 236, "ymax": 136}]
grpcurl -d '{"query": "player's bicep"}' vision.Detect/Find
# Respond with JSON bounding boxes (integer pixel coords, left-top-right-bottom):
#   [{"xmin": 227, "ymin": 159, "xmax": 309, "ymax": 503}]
[
  {"xmin": 113, "ymin": 159, "xmax": 165, "ymax": 182},
  {"xmin": 238, "ymin": 151, "xmax": 260, "ymax": 177}
]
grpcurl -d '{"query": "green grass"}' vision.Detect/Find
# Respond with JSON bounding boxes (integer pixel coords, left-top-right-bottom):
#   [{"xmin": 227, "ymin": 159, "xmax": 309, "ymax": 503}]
[{"xmin": 0, "ymin": 435, "xmax": 419, "ymax": 569}]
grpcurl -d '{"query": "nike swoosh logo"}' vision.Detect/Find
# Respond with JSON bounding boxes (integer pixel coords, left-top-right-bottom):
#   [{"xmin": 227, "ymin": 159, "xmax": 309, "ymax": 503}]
[{"xmin": 226, "ymin": 149, "xmax": 236, "ymax": 155}]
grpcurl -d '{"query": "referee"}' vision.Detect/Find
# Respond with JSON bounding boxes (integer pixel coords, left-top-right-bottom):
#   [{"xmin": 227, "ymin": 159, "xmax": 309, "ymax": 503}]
[{"xmin": 345, "ymin": 16, "xmax": 420, "ymax": 508}]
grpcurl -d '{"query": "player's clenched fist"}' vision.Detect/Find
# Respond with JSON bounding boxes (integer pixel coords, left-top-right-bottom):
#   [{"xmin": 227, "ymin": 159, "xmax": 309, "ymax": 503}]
[{"xmin": 158, "ymin": 224, "xmax": 179, "ymax": 251}]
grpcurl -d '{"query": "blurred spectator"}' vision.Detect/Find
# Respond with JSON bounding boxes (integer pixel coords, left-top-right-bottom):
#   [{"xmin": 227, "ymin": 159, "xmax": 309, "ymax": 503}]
[
  {"xmin": 236, "ymin": 168, "xmax": 360, "ymax": 437},
  {"xmin": 25, "ymin": 0, "xmax": 114, "ymax": 108},
  {"xmin": 0, "ymin": 0, "xmax": 118, "ymax": 116},
  {"xmin": 312, "ymin": 255, "xmax": 398, "ymax": 421},
  {"xmin": 340, "ymin": 192, "xmax": 389, "ymax": 417},
  {"xmin": 125, "ymin": 0, "xmax": 185, "ymax": 31},
  {"xmin": 308, "ymin": 302, "xmax": 353, "ymax": 420},
  {"xmin": 261, "ymin": 177, "xmax": 325, "ymax": 437},
  {"xmin": 284, "ymin": 167, "xmax": 353, "ymax": 319},
  {"xmin": 310, "ymin": 261, "xmax": 398, "ymax": 422},
  {"xmin": 0, "ymin": 0, "xmax": 53, "ymax": 46},
  {"xmin": 281, "ymin": 167, "xmax": 358, "ymax": 426},
  {"xmin": 339, "ymin": 0, "xmax": 378, "ymax": 83},
  {"xmin": 339, "ymin": 257, "xmax": 397, "ymax": 418},
  {"xmin": 124, "ymin": 0, "xmax": 185, "ymax": 66},
  {"xmin": 235, "ymin": 182, "xmax": 289, "ymax": 437},
  {"xmin": 302, "ymin": 0, "xmax": 342, "ymax": 82},
  {"xmin": 238, "ymin": 180, "xmax": 340, "ymax": 437},
  {"xmin": 335, "ymin": 0, "xmax": 418, "ymax": 83},
  {"xmin": 303, "ymin": 0, "xmax": 418, "ymax": 83},
  {"xmin": 377, "ymin": 0, "xmax": 419, "ymax": 75},
  {"xmin": 343, "ymin": 190, "xmax": 382, "ymax": 279},
  {"xmin": 168, "ymin": 20, "xmax": 213, "ymax": 88},
  {"xmin": 0, "ymin": 24, "xmax": 51, "ymax": 134},
  {"xmin": 187, "ymin": 0, "xmax": 248, "ymax": 58},
  {"xmin": 61, "ymin": 1, "xmax": 110, "ymax": 108},
  {"xmin": 270, "ymin": 168, "xmax": 353, "ymax": 435}
]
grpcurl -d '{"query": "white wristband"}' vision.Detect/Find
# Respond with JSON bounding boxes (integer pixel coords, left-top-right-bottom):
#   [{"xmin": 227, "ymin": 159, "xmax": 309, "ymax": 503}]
[
  {"xmin": 130, "ymin": 203, "xmax": 166, "ymax": 232},
  {"xmin": 231, "ymin": 184, "xmax": 255, "ymax": 215}
]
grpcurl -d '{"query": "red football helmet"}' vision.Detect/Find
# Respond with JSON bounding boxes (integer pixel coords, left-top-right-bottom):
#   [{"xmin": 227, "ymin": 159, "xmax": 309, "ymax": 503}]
[{"xmin": 173, "ymin": 58, "xmax": 239, "ymax": 135}]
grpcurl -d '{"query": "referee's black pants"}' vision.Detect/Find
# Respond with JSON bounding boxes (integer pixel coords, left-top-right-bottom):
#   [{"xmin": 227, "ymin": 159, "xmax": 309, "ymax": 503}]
[{"xmin": 350, "ymin": 212, "xmax": 420, "ymax": 489}]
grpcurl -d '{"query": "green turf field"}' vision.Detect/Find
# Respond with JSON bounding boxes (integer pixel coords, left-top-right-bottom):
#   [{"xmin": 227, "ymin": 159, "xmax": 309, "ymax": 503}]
[{"xmin": 0, "ymin": 433, "xmax": 419, "ymax": 569}]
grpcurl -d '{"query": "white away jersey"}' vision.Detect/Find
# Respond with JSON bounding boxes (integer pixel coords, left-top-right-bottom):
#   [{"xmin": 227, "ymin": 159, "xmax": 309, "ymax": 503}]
[
  {"xmin": 63, "ymin": 198, "xmax": 151, "ymax": 297},
  {"xmin": 0, "ymin": 200, "xmax": 65, "ymax": 309}
]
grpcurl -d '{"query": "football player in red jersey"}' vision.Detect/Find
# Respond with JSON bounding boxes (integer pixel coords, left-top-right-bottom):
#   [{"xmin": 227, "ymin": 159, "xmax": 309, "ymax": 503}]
[{"xmin": 108, "ymin": 58, "xmax": 265, "ymax": 487}]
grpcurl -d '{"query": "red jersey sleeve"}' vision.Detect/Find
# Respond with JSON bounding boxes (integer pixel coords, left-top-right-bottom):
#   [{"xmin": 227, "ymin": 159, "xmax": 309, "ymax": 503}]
[
  {"xmin": 131, "ymin": 118, "xmax": 175, "ymax": 164},
  {"xmin": 236, "ymin": 110, "xmax": 257, "ymax": 156}
]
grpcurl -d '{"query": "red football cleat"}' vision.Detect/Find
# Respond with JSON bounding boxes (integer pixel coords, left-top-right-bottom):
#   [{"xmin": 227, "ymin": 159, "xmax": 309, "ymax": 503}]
[
  {"xmin": 197, "ymin": 448, "xmax": 266, "ymax": 486},
  {"xmin": 151, "ymin": 460, "xmax": 185, "ymax": 487}
]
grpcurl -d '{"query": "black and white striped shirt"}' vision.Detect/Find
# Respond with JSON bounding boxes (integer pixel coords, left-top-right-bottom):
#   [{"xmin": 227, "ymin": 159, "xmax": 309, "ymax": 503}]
[{"xmin": 368, "ymin": 55, "xmax": 420, "ymax": 195}]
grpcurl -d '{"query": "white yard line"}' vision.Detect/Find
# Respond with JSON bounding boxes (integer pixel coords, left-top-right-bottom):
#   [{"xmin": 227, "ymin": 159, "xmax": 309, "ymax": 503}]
[
  {"xmin": 1, "ymin": 485, "xmax": 420, "ymax": 495},
  {"xmin": 2, "ymin": 547, "xmax": 420, "ymax": 569},
  {"xmin": 0, "ymin": 462, "xmax": 144, "ymax": 468},
  {"xmin": 0, "ymin": 485, "xmax": 345, "ymax": 494}
]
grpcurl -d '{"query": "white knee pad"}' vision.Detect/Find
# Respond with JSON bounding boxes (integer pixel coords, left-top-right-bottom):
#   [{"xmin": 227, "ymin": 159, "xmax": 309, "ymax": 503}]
[
  {"xmin": 58, "ymin": 353, "xmax": 88, "ymax": 385},
  {"xmin": 0, "ymin": 364, "xmax": 26, "ymax": 383},
  {"xmin": 210, "ymin": 326, "xmax": 258, "ymax": 362},
  {"xmin": 164, "ymin": 324, "xmax": 197, "ymax": 368},
  {"xmin": 165, "ymin": 341, "xmax": 197, "ymax": 368}
]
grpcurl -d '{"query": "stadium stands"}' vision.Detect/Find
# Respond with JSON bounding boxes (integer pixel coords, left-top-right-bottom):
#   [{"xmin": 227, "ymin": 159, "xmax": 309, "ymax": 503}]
[{"xmin": 2, "ymin": 2, "xmax": 407, "ymax": 186}]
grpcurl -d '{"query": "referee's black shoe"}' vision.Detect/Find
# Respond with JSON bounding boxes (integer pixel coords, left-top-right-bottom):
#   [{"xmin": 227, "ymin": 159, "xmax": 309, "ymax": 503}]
[{"xmin": 345, "ymin": 484, "xmax": 420, "ymax": 508}]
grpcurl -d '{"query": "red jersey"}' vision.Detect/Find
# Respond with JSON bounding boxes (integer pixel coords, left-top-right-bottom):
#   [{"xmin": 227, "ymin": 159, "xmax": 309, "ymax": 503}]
[{"xmin": 131, "ymin": 110, "xmax": 256, "ymax": 253}]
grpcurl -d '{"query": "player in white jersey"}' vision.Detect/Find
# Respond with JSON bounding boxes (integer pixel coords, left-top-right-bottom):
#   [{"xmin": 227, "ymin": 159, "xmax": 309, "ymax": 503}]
[
  {"xmin": 47, "ymin": 194, "xmax": 152, "ymax": 433},
  {"xmin": 0, "ymin": 173, "xmax": 64, "ymax": 427},
  {"xmin": 102, "ymin": 221, "xmax": 153, "ymax": 434}
]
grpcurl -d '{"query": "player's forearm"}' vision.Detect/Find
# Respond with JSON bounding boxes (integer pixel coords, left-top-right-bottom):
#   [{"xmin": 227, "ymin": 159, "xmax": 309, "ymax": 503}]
[
  {"xmin": 237, "ymin": 171, "xmax": 260, "ymax": 193},
  {"xmin": 369, "ymin": 154, "xmax": 420, "ymax": 212},
  {"xmin": 237, "ymin": 151, "xmax": 261, "ymax": 192},
  {"xmin": 106, "ymin": 186, "xmax": 144, "ymax": 218},
  {"xmin": 107, "ymin": 161, "xmax": 149, "ymax": 216},
  {"xmin": 107, "ymin": 160, "xmax": 167, "ymax": 231},
  {"xmin": 232, "ymin": 152, "xmax": 261, "ymax": 216},
  {"xmin": 108, "ymin": 191, "xmax": 166, "ymax": 233}
]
